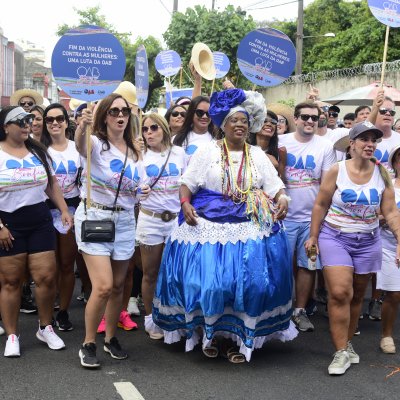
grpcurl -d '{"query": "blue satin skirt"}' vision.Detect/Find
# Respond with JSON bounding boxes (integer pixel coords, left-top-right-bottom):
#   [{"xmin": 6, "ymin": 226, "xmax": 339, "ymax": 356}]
[{"xmin": 152, "ymin": 225, "xmax": 294, "ymax": 352}]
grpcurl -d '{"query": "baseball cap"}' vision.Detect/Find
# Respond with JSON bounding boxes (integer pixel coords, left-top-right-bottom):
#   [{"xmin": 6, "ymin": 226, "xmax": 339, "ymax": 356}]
[
  {"xmin": 349, "ymin": 121, "xmax": 383, "ymax": 141},
  {"xmin": 329, "ymin": 105, "xmax": 340, "ymax": 114}
]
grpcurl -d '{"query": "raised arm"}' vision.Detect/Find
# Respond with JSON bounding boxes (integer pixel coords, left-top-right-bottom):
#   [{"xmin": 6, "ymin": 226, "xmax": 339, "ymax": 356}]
[{"xmin": 74, "ymin": 106, "xmax": 94, "ymax": 157}]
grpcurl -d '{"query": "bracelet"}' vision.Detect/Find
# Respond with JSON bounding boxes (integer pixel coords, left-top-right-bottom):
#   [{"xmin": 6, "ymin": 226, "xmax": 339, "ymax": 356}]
[
  {"xmin": 277, "ymin": 194, "xmax": 291, "ymax": 204},
  {"xmin": 180, "ymin": 197, "xmax": 190, "ymax": 205}
]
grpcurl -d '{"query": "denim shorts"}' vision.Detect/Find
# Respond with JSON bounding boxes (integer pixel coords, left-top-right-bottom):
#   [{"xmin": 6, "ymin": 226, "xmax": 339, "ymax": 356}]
[
  {"xmin": 136, "ymin": 211, "xmax": 177, "ymax": 246},
  {"xmin": 74, "ymin": 202, "xmax": 136, "ymax": 261},
  {"xmin": 284, "ymin": 220, "xmax": 321, "ymax": 270},
  {"xmin": 318, "ymin": 222, "xmax": 382, "ymax": 274}
]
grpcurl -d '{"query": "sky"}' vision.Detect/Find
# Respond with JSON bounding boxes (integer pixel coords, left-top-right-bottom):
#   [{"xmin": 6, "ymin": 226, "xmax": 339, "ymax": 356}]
[{"xmin": 0, "ymin": 0, "xmax": 314, "ymax": 67}]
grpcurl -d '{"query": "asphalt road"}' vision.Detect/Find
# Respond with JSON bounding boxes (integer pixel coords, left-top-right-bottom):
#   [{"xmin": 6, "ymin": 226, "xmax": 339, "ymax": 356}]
[{"xmin": 0, "ymin": 286, "xmax": 399, "ymax": 400}]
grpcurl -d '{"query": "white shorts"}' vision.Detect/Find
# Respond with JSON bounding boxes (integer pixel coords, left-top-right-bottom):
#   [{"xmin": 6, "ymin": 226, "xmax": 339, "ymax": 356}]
[
  {"xmin": 136, "ymin": 211, "xmax": 177, "ymax": 246},
  {"xmin": 74, "ymin": 202, "xmax": 136, "ymax": 261},
  {"xmin": 376, "ymin": 239, "xmax": 400, "ymax": 291}
]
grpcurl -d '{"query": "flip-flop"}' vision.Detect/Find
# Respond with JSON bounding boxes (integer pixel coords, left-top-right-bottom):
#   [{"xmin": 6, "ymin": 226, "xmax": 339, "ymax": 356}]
[
  {"xmin": 222, "ymin": 346, "xmax": 246, "ymax": 364},
  {"xmin": 202, "ymin": 338, "xmax": 219, "ymax": 358}
]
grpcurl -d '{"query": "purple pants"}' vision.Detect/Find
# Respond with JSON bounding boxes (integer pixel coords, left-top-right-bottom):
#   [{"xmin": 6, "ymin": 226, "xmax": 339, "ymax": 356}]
[{"xmin": 318, "ymin": 222, "xmax": 382, "ymax": 274}]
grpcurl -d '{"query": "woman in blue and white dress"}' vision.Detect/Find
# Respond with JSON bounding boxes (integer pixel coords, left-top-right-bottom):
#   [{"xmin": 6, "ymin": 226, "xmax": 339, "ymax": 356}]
[{"xmin": 151, "ymin": 89, "xmax": 297, "ymax": 363}]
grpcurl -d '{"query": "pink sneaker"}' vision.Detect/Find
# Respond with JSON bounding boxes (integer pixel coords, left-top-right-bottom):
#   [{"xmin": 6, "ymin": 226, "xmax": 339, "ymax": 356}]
[
  {"xmin": 118, "ymin": 310, "xmax": 138, "ymax": 331},
  {"xmin": 97, "ymin": 316, "xmax": 106, "ymax": 334}
]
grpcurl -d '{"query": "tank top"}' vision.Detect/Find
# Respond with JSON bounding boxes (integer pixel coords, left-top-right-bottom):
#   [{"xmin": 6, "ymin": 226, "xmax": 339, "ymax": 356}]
[{"xmin": 325, "ymin": 161, "xmax": 385, "ymax": 232}]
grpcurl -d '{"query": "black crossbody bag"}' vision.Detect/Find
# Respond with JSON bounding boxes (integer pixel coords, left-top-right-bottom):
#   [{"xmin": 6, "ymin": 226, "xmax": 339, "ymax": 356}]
[{"xmin": 81, "ymin": 147, "xmax": 128, "ymax": 243}]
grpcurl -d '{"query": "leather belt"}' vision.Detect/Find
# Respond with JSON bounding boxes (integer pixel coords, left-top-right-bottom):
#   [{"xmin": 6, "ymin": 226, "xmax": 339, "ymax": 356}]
[
  {"xmin": 140, "ymin": 206, "xmax": 178, "ymax": 222},
  {"xmin": 84, "ymin": 200, "xmax": 126, "ymax": 212}
]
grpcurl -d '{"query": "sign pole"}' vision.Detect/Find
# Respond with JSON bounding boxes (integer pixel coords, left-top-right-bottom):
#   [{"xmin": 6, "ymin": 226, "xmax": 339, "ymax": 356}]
[
  {"xmin": 380, "ymin": 25, "xmax": 390, "ymax": 86},
  {"xmin": 179, "ymin": 67, "xmax": 183, "ymax": 89}
]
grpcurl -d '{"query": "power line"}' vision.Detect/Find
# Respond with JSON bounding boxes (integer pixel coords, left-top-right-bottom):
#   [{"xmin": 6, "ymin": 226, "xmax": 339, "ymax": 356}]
[
  {"xmin": 247, "ymin": 0, "xmax": 299, "ymax": 11},
  {"xmin": 243, "ymin": 0, "xmax": 275, "ymax": 9},
  {"xmin": 159, "ymin": 0, "xmax": 172, "ymax": 15}
]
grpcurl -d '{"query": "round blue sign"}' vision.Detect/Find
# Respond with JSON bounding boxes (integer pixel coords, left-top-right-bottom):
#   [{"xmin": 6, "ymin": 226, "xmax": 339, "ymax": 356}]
[
  {"xmin": 51, "ymin": 25, "xmax": 126, "ymax": 102},
  {"xmin": 155, "ymin": 50, "xmax": 181, "ymax": 77},
  {"xmin": 237, "ymin": 28, "xmax": 296, "ymax": 87},
  {"xmin": 135, "ymin": 45, "xmax": 149, "ymax": 109},
  {"xmin": 213, "ymin": 51, "xmax": 230, "ymax": 79},
  {"xmin": 368, "ymin": 0, "xmax": 400, "ymax": 27}
]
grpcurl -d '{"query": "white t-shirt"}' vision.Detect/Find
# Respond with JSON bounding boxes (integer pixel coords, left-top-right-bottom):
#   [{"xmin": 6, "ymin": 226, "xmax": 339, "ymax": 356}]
[
  {"xmin": 80, "ymin": 136, "xmax": 145, "ymax": 211},
  {"xmin": 140, "ymin": 146, "xmax": 187, "ymax": 213},
  {"xmin": 374, "ymin": 130, "xmax": 400, "ymax": 177},
  {"xmin": 325, "ymin": 161, "xmax": 385, "ymax": 232},
  {"xmin": 0, "ymin": 148, "xmax": 53, "ymax": 213},
  {"xmin": 182, "ymin": 131, "xmax": 214, "ymax": 165},
  {"xmin": 325, "ymin": 128, "xmax": 349, "ymax": 162},
  {"xmin": 48, "ymin": 140, "xmax": 80, "ymax": 199},
  {"xmin": 381, "ymin": 179, "xmax": 400, "ymax": 250},
  {"xmin": 279, "ymin": 132, "xmax": 337, "ymax": 222}
]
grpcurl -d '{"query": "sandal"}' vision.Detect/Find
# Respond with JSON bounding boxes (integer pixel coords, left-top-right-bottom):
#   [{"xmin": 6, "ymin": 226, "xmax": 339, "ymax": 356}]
[
  {"xmin": 222, "ymin": 346, "xmax": 246, "ymax": 364},
  {"xmin": 202, "ymin": 338, "xmax": 219, "ymax": 358}
]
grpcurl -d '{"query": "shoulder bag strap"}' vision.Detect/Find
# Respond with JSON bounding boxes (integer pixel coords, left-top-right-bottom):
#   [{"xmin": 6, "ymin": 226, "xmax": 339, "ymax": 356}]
[
  {"xmin": 149, "ymin": 148, "xmax": 172, "ymax": 189},
  {"xmin": 112, "ymin": 146, "xmax": 129, "ymax": 209}
]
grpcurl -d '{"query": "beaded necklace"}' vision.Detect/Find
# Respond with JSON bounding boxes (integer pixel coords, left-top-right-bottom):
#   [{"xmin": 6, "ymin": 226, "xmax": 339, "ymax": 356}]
[
  {"xmin": 221, "ymin": 138, "xmax": 252, "ymax": 203},
  {"xmin": 220, "ymin": 139, "xmax": 276, "ymax": 230}
]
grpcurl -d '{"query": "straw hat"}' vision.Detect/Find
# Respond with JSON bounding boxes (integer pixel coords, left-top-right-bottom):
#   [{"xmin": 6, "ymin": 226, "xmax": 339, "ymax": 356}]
[
  {"xmin": 69, "ymin": 98, "xmax": 85, "ymax": 111},
  {"xmin": 190, "ymin": 43, "xmax": 216, "ymax": 81},
  {"xmin": 333, "ymin": 132, "xmax": 350, "ymax": 152},
  {"xmin": 388, "ymin": 143, "xmax": 400, "ymax": 170},
  {"xmin": 114, "ymin": 81, "xmax": 138, "ymax": 106},
  {"xmin": 267, "ymin": 103, "xmax": 295, "ymax": 132},
  {"xmin": 10, "ymin": 89, "xmax": 43, "ymax": 106}
]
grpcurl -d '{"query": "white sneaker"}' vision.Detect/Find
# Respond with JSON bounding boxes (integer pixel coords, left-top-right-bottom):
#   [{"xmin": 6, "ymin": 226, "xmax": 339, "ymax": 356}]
[
  {"xmin": 4, "ymin": 334, "xmax": 20, "ymax": 357},
  {"xmin": 328, "ymin": 350, "xmax": 351, "ymax": 375},
  {"xmin": 0, "ymin": 325, "xmax": 5, "ymax": 336},
  {"xmin": 36, "ymin": 325, "xmax": 65, "ymax": 350},
  {"xmin": 144, "ymin": 314, "xmax": 164, "ymax": 340},
  {"xmin": 127, "ymin": 297, "xmax": 141, "ymax": 316}
]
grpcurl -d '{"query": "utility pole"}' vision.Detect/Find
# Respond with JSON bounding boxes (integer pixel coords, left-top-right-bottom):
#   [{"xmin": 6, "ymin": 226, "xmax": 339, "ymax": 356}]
[
  {"xmin": 212, "ymin": 0, "xmax": 215, "ymax": 10},
  {"xmin": 295, "ymin": 0, "xmax": 304, "ymax": 75},
  {"xmin": 173, "ymin": 0, "xmax": 178, "ymax": 13}
]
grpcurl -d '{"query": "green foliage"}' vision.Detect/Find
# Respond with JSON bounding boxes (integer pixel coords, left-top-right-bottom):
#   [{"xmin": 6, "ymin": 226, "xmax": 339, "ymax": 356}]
[
  {"xmin": 164, "ymin": 5, "xmax": 256, "ymax": 93},
  {"xmin": 56, "ymin": 6, "xmax": 162, "ymax": 110},
  {"xmin": 268, "ymin": 0, "xmax": 400, "ymax": 75},
  {"xmin": 278, "ymin": 98, "xmax": 295, "ymax": 108}
]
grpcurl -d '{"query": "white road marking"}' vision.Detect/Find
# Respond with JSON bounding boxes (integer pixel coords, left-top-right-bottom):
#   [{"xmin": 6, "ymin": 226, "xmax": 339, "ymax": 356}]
[{"xmin": 114, "ymin": 382, "xmax": 145, "ymax": 400}]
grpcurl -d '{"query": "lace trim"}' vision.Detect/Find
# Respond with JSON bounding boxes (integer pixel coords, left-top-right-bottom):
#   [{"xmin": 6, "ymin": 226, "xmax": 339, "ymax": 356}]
[{"xmin": 170, "ymin": 216, "xmax": 274, "ymax": 245}]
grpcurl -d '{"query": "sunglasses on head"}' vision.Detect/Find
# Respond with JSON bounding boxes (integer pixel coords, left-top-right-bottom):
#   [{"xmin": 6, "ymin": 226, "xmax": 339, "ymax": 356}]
[
  {"xmin": 379, "ymin": 108, "xmax": 396, "ymax": 116},
  {"xmin": 264, "ymin": 117, "xmax": 278, "ymax": 125},
  {"xmin": 45, "ymin": 115, "xmax": 66, "ymax": 124},
  {"xmin": 19, "ymin": 101, "xmax": 34, "ymax": 107},
  {"xmin": 194, "ymin": 109, "xmax": 210, "ymax": 118},
  {"xmin": 108, "ymin": 107, "xmax": 131, "ymax": 117},
  {"xmin": 328, "ymin": 112, "xmax": 339, "ymax": 118},
  {"xmin": 8, "ymin": 117, "xmax": 33, "ymax": 128},
  {"xmin": 299, "ymin": 114, "xmax": 319, "ymax": 122},
  {"xmin": 171, "ymin": 111, "xmax": 187, "ymax": 118},
  {"xmin": 142, "ymin": 124, "xmax": 159, "ymax": 134}
]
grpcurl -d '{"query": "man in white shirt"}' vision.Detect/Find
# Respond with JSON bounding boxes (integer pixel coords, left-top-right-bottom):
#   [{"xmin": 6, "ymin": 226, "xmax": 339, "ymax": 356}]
[{"xmin": 280, "ymin": 101, "xmax": 337, "ymax": 332}]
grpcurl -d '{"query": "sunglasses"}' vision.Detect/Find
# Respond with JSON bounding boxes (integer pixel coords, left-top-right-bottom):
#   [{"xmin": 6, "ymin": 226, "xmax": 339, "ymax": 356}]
[
  {"xmin": 328, "ymin": 112, "xmax": 339, "ymax": 118},
  {"xmin": 264, "ymin": 117, "xmax": 278, "ymax": 125},
  {"xmin": 379, "ymin": 108, "xmax": 396, "ymax": 116},
  {"xmin": 277, "ymin": 118, "xmax": 287, "ymax": 124},
  {"xmin": 299, "ymin": 114, "xmax": 319, "ymax": 122},
  {"xmin": 142, "ymin": 124, "xmax": 159, "ymax": 134},
  {"xmin": 45, "ymin": 115, "xmax": 66, "ymax": 124},
  {"xmin": 8, "ymin": 117, "xmax": 33, "ymax": 128},
  {"xmin": 19, "ymin": 101, "xmax": 34, "ymax": 107},
  {"xmin": 171, "ymin": 111, "xmax": 187, "ymax": 118},
  {"xmin": 194, "ymin": 109, "xmax": 210, "ymax": 118},
  {"xmin": 108, "ymin": 107, "xmax": 131, "ymax": 117}
]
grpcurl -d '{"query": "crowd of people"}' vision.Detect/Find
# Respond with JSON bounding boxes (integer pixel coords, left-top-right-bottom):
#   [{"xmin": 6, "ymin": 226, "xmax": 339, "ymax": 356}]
[{"xmin": 1, "ymin": 78, "xmax": 400, "ymax": 376}]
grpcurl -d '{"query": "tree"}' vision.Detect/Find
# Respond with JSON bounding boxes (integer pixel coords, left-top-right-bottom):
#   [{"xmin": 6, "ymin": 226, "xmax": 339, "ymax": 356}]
[
  {"xmin": 164, "ymin": 5, "xmax": 256, "ymax": 93},
  {"xmin": 267, "ymin": 0, "xmax": 400, "ymax": 75},
  {"xmin": 56, "ymin": 6, "xmax": 163, "ymax": 109}
]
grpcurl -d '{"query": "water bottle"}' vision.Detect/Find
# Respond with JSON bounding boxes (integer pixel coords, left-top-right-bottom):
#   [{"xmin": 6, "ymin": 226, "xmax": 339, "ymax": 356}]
[{"xmin": 307, "ymin": 245, "xmax": 317, "ymax": 271}]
